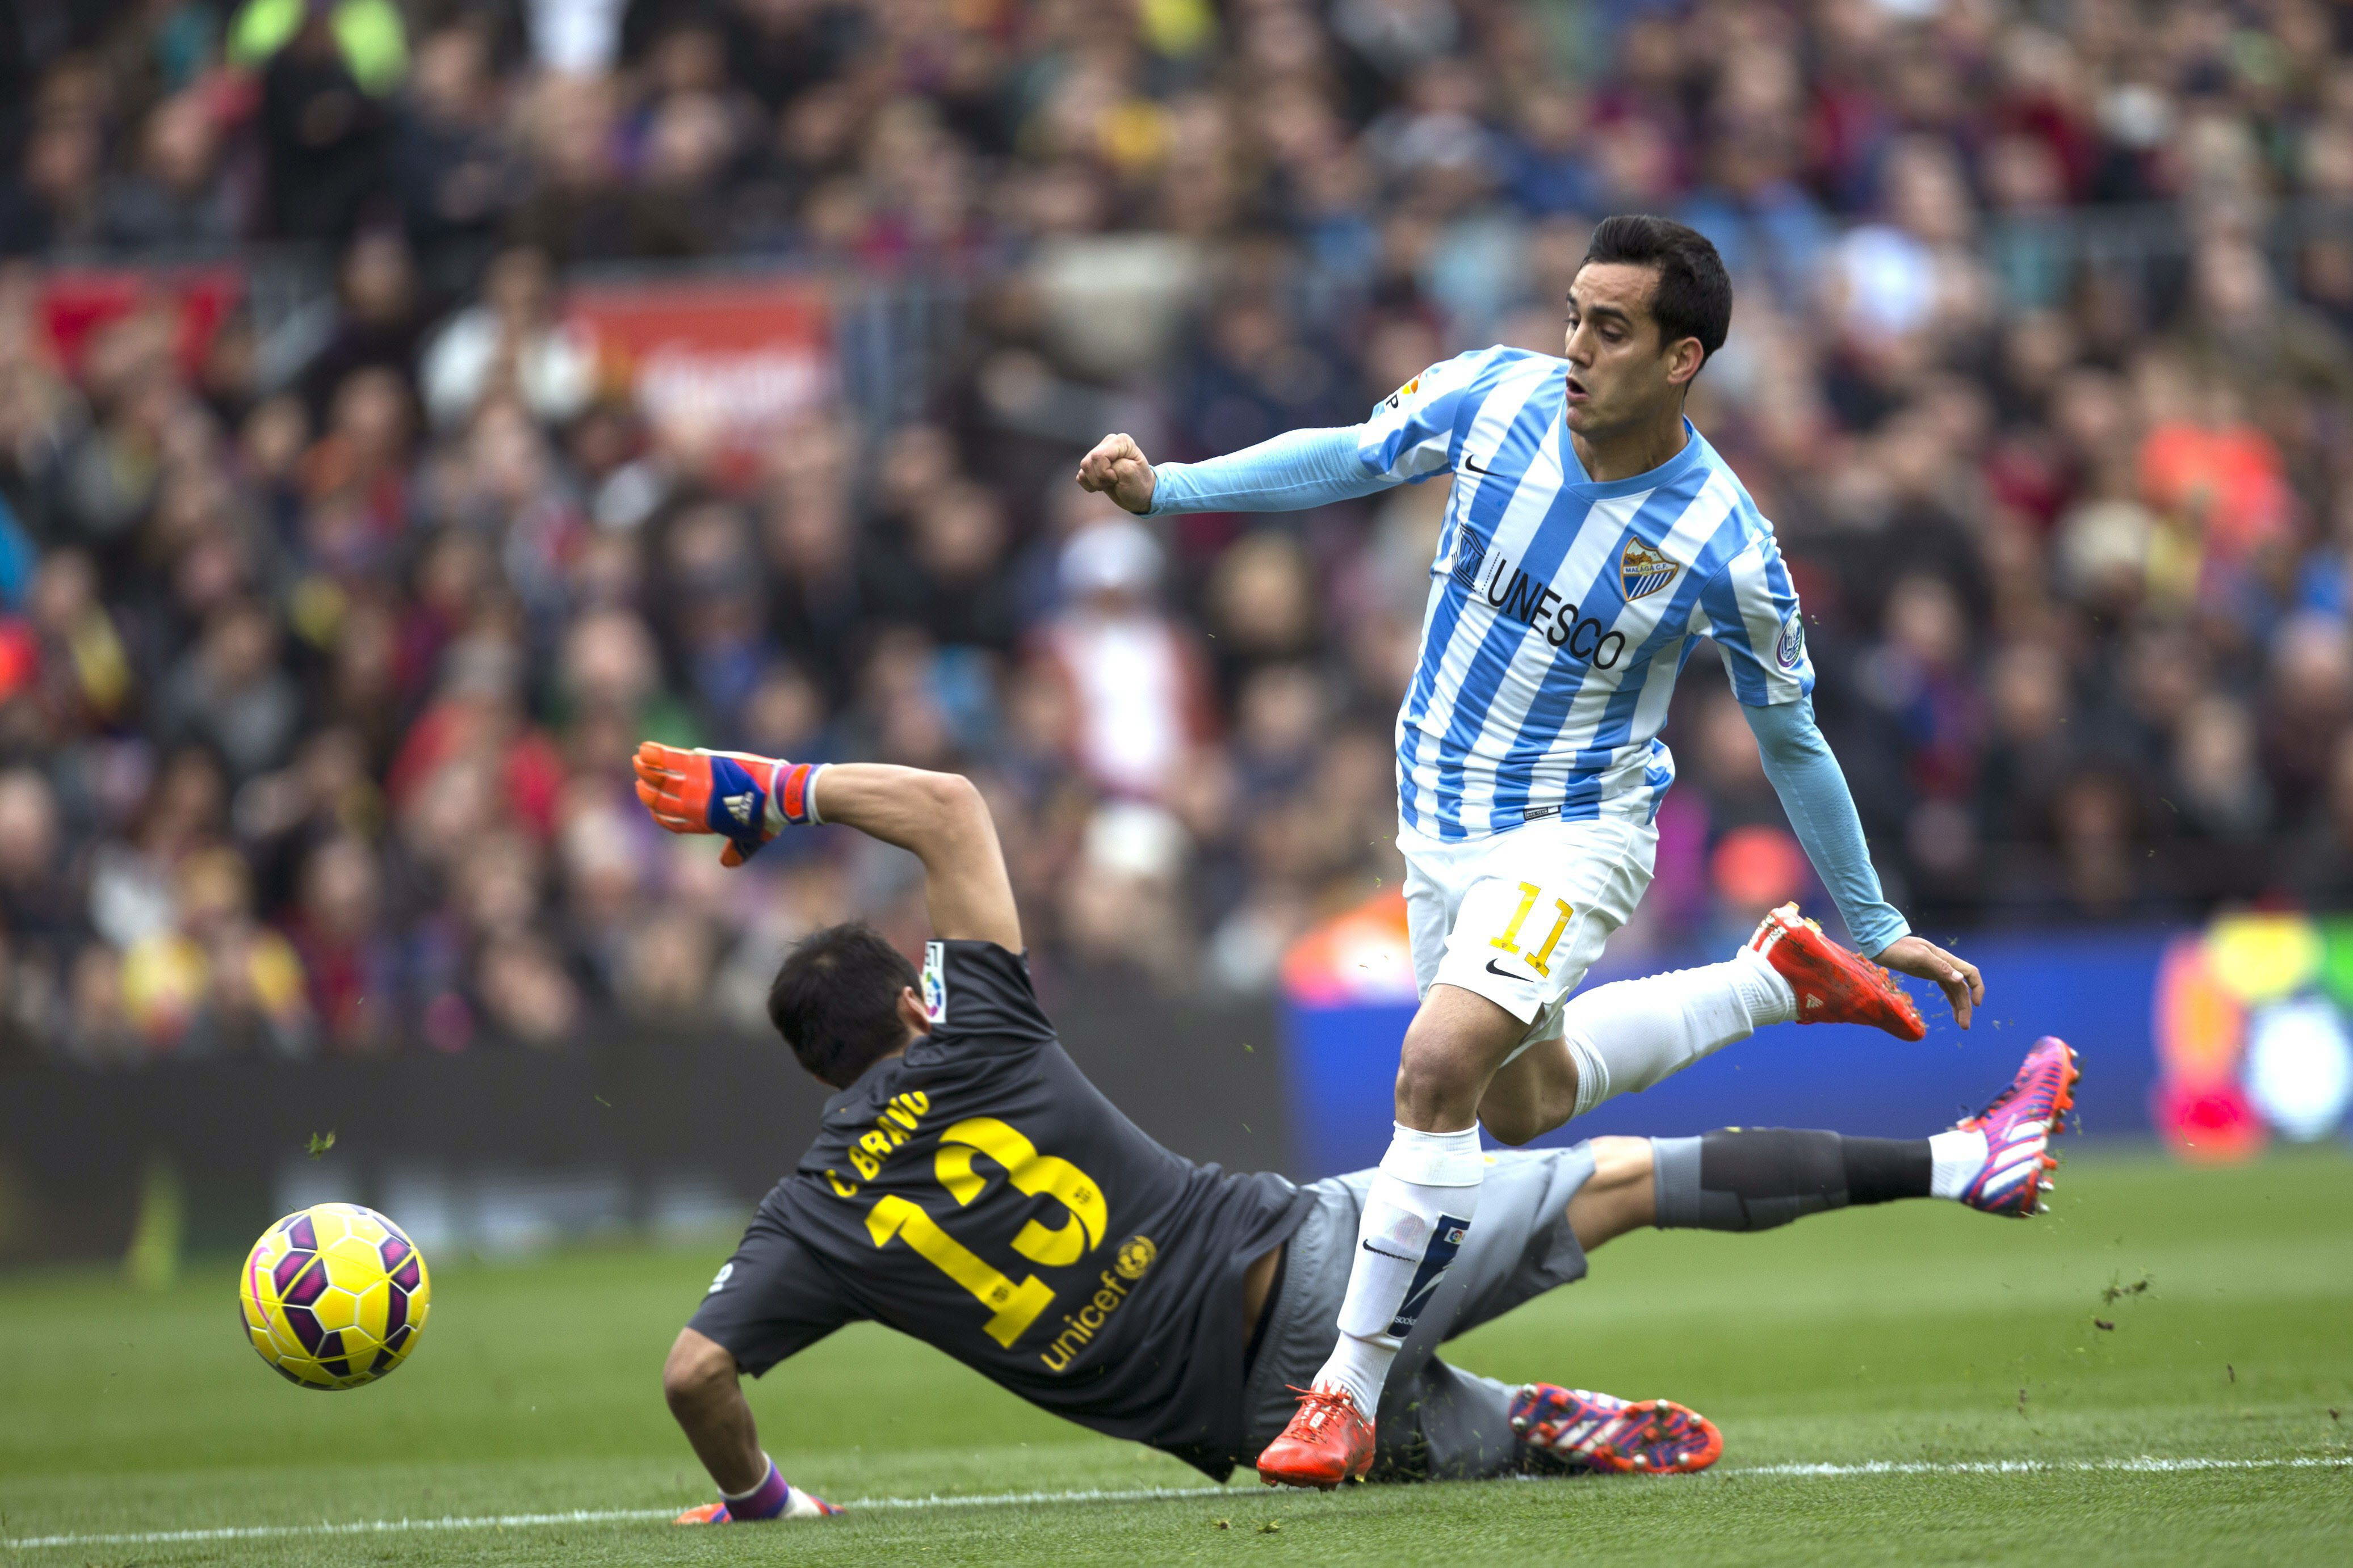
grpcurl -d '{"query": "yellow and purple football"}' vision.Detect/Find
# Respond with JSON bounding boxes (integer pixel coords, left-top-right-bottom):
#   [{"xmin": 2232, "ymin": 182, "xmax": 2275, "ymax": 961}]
[{"xmin": 238, "ymin": 1204, "xmax": 431, "ymax": 1390}]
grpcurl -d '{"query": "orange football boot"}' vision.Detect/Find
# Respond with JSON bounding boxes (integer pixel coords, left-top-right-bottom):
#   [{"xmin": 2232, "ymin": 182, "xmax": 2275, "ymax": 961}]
[
  {"xmin": 1748, "ymin": 902, "xmax": 1927, "ymax": 1040},
  {"xmin": 1256, "ymin": 1386, "xmax": 1375, "ymax": 1490}
]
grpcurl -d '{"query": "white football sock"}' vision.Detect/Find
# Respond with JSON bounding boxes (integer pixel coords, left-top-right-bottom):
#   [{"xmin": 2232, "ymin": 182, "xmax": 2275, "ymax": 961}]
[
  {"xmin": 1928, "ymin": 1129, "xmax": 1987, "ymax": 1199},
  {"xmin": 1729, "ymin": 944, "xmax": 1800, "ymax": 1027},
  {"xmin": 1557, "ymin": 949, "xmax": 1796, "ymax": 1114},
  {"xmin": 1314, "ymin": 1123, "xmax": 1483, "ymax": 1418}
]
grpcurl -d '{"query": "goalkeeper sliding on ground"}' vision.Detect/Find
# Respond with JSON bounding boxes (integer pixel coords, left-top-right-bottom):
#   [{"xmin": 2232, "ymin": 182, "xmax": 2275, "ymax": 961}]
[{"xmin": 632, "ymin": 742, "xmax": 2078, "ymax": 1520}]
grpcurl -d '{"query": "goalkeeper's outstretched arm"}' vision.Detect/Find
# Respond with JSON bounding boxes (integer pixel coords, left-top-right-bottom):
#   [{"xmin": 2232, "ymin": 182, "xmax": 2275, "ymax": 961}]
[{"xmin": 633, "ymin": 745, "xmax": 1021, "ymax": 951}]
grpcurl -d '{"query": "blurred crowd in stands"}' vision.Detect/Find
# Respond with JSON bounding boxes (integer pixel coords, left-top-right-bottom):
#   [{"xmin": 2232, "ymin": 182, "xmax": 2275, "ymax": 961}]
[{"xmin": 6, "ymin": 0, "xmax": 2353, "ymax": 1062}]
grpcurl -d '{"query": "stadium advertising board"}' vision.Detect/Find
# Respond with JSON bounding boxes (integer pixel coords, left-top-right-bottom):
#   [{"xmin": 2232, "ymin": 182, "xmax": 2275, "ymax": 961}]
[
  {"xmin": 35, "ymin": 266, "xmax": 244, "ymax": 379},
  {"xmin": 2150, "ymin": 914, "xmax": 2353, "ymax": 1161},
  {"xmin": 564, "ymin": 279, "xmax": 833, "ymax": 450},
  {"xmin": 1280, "ymin": 901, "xmax": 2353, "ymax": 1178}
]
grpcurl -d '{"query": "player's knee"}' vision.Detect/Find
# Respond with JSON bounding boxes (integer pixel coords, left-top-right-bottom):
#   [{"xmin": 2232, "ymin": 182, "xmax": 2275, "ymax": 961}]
[
  {"xmin": 663, "ymin": 1332, "xmax": 736, "ymax": 1413},
  {"xmin": 1396, "ymin": 1018, "xmax": 1494, "ymax": 1117},
  {"xmin": 1395, "ymin": 1048, "xmax": 1482, "ymax": 1122},
  {"xmin": 1586, "ymin": 1137, "xmax": 1655, "ymax": 1197},
  {"xmin": 1479, "ymin": 1099, "xmax": 1544, "ymax": 1147}
]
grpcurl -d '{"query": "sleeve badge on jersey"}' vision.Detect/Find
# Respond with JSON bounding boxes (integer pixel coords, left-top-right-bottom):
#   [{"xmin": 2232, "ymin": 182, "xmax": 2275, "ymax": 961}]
[
  {"xmin": 1619, "ymin": 537, "xmax": 1681, "ymax": 601},
  {"xmin": 920, "ymin": 940, "xmax": 947, "ymax": 1024},
  {"xmin": 1385, "ymin": 373, "xmax": 1421, "ymax": 410},
  {"xmin": 1775, "ymin": 612, "xmax": 1807, "ymax": 671}
]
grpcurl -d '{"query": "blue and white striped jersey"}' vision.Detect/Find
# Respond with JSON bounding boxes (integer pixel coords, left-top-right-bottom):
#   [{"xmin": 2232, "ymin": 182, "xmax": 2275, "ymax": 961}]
[{"xmin": 1362, "ymin": 345, "xmax": 1814, "ymax": 840}]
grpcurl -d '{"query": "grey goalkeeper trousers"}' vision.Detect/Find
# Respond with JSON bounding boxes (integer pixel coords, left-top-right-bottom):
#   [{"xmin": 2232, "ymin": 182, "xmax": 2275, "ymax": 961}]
[{"xmin": 1235, "ymin": 1144, "xmax": 1597, "ymax": 1481}]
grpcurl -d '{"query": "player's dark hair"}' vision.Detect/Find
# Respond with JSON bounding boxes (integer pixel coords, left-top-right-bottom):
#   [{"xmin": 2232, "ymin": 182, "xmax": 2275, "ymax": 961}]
[
  {"xmin": 1578, "ymin": 215, "xmax": 1733, "ymax": 369},
  {"xmin": 768, "ymin": 922, "xmax": 921, "ymax": 1087}
]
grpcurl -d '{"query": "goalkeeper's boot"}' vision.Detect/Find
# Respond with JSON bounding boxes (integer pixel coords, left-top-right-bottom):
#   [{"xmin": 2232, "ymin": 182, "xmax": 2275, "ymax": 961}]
[
  {"xmin": 1256, "ymin": 1385, "xmax": 1375, "ymax": 1490},
  {"xmin": 1510, "ymin": 1385, "xmax": 1723, "ymax": 1475},
  {"xmin": 1747, "ymin": 902, "xmax": 1926, "ymax": 1041},
  {"xmin": 1952, "ymin": 1036, "xmax": 2078, "ymax": 1218},
  {"xmin": 673, "ymin": 1458, "xmax": 842, "ymax": 1523}
]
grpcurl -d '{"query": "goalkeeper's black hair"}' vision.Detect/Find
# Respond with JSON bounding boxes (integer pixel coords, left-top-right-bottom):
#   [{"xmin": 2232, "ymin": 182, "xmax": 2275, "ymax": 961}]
[
  {"xmin": 1578, "ymin": 214, "xmax": 1732, "ymax": 369},
  {"xmin": 768, "ymin": 922, "xmax": 921, "ymax": 1087}
]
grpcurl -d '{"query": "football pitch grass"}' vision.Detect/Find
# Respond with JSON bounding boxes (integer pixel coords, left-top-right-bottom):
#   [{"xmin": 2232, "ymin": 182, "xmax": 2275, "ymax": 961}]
[{"xmin": 3, "ymin": 1149, "xmax": 2349, "ymax": 1567}]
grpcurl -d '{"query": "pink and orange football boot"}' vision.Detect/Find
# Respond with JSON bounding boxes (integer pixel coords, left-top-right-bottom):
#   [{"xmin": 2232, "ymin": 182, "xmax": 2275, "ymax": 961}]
[
  {"xmin": 1256, "ymin": 1386, "xmax": 1376, "ymax": 1490},
  {"xmin": 1748, "ymin": 902, "xmax": 1927, "ymax": 1041},
  {"xmin": 1509, "ymin": 1385, "xmax": 1723, "ymax": 1475},
  {"xmin": 1952, "ymin": 1036, "xmax": 2079, "ymax": 1217}
]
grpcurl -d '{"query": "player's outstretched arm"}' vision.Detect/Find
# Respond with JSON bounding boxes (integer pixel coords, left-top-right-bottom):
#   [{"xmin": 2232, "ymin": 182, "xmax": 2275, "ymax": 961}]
[
  {"xmin": 633, "ymin": 745, "xmax": 1021, "ymax": 951},
  {"xmin": 1079, "ymin": 349, "xmax": 1507, "ymax": 518},
  {"xmin": 1076, "ymin": 427, "xmax": 1396, "ymax": 516},
  {"xmin": 1873, "ymin": 931, "xmax": 1983, "ymax": 1028},
  {"xmin": 664, "ymin": 1329, "xmax": 842, "ymax": 1523},
  {"xmin": 814, "ymin": 764, "xmax": 1021, "ymax": 950},
  {"xmin": 1741, "ymin": 699, "xmax": 1983, "ymax": 1027},
  {"xmin": 1074, "ymin": 432, "xmax": 1160, "ymax": 513}
]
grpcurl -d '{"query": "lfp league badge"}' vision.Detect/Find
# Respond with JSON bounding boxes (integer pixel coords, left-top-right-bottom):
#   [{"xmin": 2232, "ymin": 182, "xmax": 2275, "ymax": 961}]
[
  {"xmin": 1775, "ymin": 611, "xmax": 1807, "ymax": 672},
  {"xmin": 920, "ymin": 940, "xmax": 947, "ymax": 1025}
]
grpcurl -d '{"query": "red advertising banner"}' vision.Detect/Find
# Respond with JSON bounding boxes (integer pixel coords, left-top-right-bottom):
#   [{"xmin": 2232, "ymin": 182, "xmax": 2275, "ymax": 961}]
[
  {"xmin": 37, "ymin": 267, "xmax": 244, "ymax": 379},
  {"xmin": 563, "ymin": 279, "xmax": 834, "ymax": 444}
]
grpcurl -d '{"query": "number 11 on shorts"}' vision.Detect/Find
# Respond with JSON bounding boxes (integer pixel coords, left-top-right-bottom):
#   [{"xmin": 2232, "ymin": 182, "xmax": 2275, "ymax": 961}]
[{"xmin": 1489, "ymin": 881, "xmax": 1574, "ymax": 977}]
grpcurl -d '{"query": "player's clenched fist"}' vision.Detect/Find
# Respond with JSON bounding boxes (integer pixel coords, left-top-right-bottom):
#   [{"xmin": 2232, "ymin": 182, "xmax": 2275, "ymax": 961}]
[
  {"xmin": 1075, "ymin": 432, "xmax": 1156, "ymax": 515},
  {"xmin": 634, "ymin": 742, "xmax": 826, "ymax": 867}
]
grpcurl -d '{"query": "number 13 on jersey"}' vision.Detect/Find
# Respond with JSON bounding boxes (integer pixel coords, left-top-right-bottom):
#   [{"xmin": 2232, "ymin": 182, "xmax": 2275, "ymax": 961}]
[{"xmin": 864, "ymin": 1117, "xmax": 1109, "ymax": 1348}]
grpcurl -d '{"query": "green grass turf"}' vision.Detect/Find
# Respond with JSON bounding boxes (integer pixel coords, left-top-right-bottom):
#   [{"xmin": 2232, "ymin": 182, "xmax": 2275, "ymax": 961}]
[{"xmin": 2, "ymin": 1147, "xmax": 2350, "ymax": 1566}]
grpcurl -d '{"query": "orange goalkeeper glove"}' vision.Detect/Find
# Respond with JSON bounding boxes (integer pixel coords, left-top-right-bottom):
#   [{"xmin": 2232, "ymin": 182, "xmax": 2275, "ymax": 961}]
[{"xmin": 632, "ymin": 742, "xmax": 827, "ymax": 867}]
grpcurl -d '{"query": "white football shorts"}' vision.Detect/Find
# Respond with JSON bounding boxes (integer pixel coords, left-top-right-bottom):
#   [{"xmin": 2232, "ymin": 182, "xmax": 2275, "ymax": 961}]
[{"xmin": 1397, "ymin": 814, "xmax": 1658, "ymax": 1063}]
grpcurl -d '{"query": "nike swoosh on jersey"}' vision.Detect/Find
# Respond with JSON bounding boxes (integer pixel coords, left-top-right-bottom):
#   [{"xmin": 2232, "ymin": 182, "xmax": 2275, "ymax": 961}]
[{"xmin": 1485, "ymin": 957, "xmax": 1531, "ymax": 981}]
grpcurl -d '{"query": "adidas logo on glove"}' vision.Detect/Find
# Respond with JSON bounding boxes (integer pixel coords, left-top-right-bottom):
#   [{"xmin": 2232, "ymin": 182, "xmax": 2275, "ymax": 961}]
[{"xmin": 724, "ymin": 793, "xmax": 755, "ymax": 826}]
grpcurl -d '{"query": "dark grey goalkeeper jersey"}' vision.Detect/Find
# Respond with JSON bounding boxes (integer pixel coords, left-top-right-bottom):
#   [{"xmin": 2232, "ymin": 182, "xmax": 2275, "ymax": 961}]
[{"xmin": 692, "ymin": 939, "xmax": 1314, "ymax": 1478}]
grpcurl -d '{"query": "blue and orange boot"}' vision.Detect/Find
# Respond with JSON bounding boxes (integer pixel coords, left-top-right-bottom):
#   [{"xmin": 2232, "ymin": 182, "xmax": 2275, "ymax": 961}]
[
  {"xmin": 1951, "ymin": 1036, "xmax": 2079, "ymax": 1217},
  {"xmin": 1510, "ymin": 1385, "xmax": 1723, "ymax": 1474},
  {"xmin": 1748, "ymin": 903, "xmax": 1927, "ymax": 1041}
]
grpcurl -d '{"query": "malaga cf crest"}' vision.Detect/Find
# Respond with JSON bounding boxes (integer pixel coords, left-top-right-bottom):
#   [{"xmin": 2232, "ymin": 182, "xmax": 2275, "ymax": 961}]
[{"xmin": 1619, "ymin": 537, "xmax": 1681, "ymax": 601}]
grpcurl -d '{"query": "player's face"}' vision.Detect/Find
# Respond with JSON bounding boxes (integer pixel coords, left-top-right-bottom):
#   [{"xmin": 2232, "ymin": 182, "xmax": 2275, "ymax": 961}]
[{"xmin": 1561, "ymin": 262, "xmax": 1701, "ymax": 438}]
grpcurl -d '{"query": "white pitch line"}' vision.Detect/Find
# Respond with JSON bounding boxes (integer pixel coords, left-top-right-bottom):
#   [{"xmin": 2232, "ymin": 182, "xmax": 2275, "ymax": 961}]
[
  {"xmin": 0, "ymin": 1508, "xmax": 682, "ymax": 1552},
  {"xmin": 0, "ymin": 1489, "xmax": 1223, "ymax": 1551},
  {"xmin": 3, "ymin": 1458, "xmax": 2346, "ymax": 1551},
  {"xmin": 1731, "ymin": 1456, "xmax": 2353, "ymax": 1479}
]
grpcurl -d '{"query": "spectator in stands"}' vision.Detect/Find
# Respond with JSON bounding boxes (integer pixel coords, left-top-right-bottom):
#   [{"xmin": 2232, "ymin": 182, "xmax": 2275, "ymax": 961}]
[
  {"xmin": 246, "ymin": 0, "xmax": 400, "ymax": 241},
  {"xmin": 7, "ymin": 0, "xmax": 2353, "ymax": 1058},
  {"xmin": 1036, "ymin": 519, "xmax": 1213, "ymax": 804},
  {"xmin": 100, "ymin": 90, "xmax": 238, "ymax": 250},
  {"xmin": 419, "ymin": 246, "xmax": 594, "ymax": 431},
  {"xmin": 393, "ymin": 20, "xmax": 524, "ymax": 292}
]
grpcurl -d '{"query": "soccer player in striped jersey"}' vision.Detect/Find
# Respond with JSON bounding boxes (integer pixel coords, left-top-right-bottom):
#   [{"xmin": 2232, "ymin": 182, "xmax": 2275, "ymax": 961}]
[{"xmin": 1076, "ymin": 215, "xmax": 1986, "ymax": 1487}]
